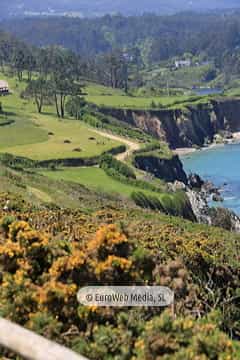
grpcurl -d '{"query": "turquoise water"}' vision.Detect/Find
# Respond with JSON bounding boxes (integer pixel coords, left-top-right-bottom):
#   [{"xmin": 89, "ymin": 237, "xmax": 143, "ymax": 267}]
[
  {"xmin": 193, "ymin": 88, "xmax": 223, "ymax": 96},
  {"xmin": 181, "ymin": 143, "xmax": 240, "ymax": 214}
]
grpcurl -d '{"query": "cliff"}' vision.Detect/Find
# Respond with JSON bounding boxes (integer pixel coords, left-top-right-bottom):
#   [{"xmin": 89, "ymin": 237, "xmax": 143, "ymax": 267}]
[
  {"xmin": 100, "ymin": 97, "xmax": 240, "ymax": 148},
  {"xmin": 134, "ymin": 154, "xmax": 188, "ymax": 184}
]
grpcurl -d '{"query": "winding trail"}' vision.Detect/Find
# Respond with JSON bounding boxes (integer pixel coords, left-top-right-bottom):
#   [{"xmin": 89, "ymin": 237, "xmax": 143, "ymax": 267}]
[{"xmin": 91, "ymin": 129, "xmax": 141, "ymax": 161}]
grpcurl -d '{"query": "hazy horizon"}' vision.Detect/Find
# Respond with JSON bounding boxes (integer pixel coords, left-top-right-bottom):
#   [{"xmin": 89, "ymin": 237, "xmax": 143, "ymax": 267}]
[{"xmin": 1, "ymin": 0, "xmax": 240, "ymax": 18}]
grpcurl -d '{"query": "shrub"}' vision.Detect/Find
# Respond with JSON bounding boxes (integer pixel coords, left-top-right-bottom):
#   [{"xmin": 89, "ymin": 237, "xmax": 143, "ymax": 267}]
[
  {"xmin": 133, "ymin": 141, "xmax": 163, "ymax": 156},
  {"xmin": 82, "ymin": 113, "xmax": 102, "ymax": 128},
  {"xmin": 0, "ymin": 153, "xmax": 36, "ymax": 169},
  {"xmin": 106, "ymin": 145, "xmax": 126, "ymax": 156},
  {"xmin": 131, "ymin": 191, "xmax": 163, "ymax": 212},
  {"xmin": 160, "ymin": 194, "xmax": 176, "ymax": 215},
  {"xmin": 0, "ymin": 215, "xmax": 16, "ymax": 236},
  {"xmin": 131, "ymin": 191, "xmax": 150, "ymax": 209},
  {"xmin": 100, "ymin": 154, "xmax": 136, "ymax": 179},
  {"xmin": 0, "ymin": 204, "xmax": 240, "ymax": 359},
  {"xmin": 66, "ymin": 96, "xmax": 87, "ymax": 120},
  {"xmin": 134, "ymin": 311, "xmax": 235, "ymax": 360},
  {"xmin": 150, "ymin": 100, "xmax": 157, "ymax": 108}
]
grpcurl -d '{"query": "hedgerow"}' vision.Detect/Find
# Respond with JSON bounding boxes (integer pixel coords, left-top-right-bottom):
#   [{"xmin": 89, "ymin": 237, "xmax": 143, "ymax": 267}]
[{"xmin": 100, "ymin": 154, "xmax": 136, "ymax": 179}]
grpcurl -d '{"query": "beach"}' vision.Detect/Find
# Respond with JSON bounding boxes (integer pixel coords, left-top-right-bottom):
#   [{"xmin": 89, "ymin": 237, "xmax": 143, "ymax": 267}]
[{"xmin": 173, "ymin": 132, "xmax": 240, "ymax": 156}]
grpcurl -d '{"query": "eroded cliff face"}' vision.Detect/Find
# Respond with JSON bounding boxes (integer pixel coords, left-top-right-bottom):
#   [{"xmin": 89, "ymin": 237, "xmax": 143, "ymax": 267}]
[
  {"xmin": 100, "ymin": 98, "xmax": 240, "ymax": 148},
  {"xmin": 134, "ymin": 154, "xmax": 188, "ymax": 184},
  {"xmin": 99, "ymin": 99, "xmax": 240, "ymax": 228}
]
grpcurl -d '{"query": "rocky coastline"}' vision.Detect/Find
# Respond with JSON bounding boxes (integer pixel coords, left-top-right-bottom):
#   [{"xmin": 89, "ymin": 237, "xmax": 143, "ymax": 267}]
[
  {"xmin": 100, "ymin": 101, "xmax": 240, "ymax": 231},
  {"xmin": 171, "ymin": 131, "xmax": 240, "ymax": 232},
  {"xmin": 100, "ymin": 98, "xmax": 240, "ymax": 149},
  {"xmin": 170, "ymin": 173, "xmax": 240, "ymax": 232}
]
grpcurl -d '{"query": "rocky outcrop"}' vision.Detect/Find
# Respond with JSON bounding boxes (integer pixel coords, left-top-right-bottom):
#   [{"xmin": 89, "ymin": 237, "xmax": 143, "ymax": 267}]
[
  {"xmin": 188, "ymin": 173, "xmax": 204, "ymax": 189},
  {"xmin": 100, "ymin": 98, "xmax": 240, "ymax": 149},
  {"xmin": 186, "ymin": 189, "xmax": 211, "ymax": 225},
  {"xmin": 185, "ymin": 177, "xmax": 240, "ymax": 232},
  {"xmin": 212, "ymin": 194, "xmax": 224, "ymax": 202},
  {"xmin": 134, "ymin": 154, "xmax": 188, "ymax": 184},
  {"xmin": 209, "ymin": 207, "xmax": 240, "ymax": 232}
]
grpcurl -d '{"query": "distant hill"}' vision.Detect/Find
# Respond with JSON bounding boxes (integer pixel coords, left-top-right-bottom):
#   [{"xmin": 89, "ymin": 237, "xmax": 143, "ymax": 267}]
[
  {"xmin": 1, "ymin": 0, "xmax": 240, "ymax": 18},
  {"xmin": 3, "ymin": 11, "xmax": 240, "ymax": 61}
]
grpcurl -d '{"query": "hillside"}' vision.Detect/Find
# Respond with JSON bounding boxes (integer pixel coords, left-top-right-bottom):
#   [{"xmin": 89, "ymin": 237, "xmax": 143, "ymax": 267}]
[
  {"xmin": 0, "ymin": 68, "xmax": 197, "ymax": 223},
  {"xmin": 2, "ymin": 25, "xmax": 240, "ymax": 359},
  {"xmin": 3, "ymin": 11, "xmax": 240, "ymax": 71},
  {"xmin": 1, "ymin": 191, "xmax": 240, "ymax": 358}
]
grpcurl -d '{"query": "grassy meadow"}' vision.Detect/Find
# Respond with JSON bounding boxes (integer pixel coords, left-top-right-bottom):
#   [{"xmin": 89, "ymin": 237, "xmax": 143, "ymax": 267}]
[
  {"xmin": 85, "ymin": 82, "xmax": 216, "ymax": 110},
  {"xmin": 0, "ymin": 113, "xmax": 122, "ymax": 160},
  {"xmin": 86, "ymin": 86, "xmax": 189, "ymax": 109},
  {"xmin": 41, "ymin": 166, "xmax": 174, "ymax": 203},
  {"xmin": 0, "ymin": 73, "xmax": 122, "ymax": 160},
  {"xmin": 86, "ymin": 82, "xmax": 189, "ymax": 108}
]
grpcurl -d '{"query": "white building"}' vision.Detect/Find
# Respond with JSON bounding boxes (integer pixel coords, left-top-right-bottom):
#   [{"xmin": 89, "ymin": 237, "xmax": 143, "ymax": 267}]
[
  {"xmin": 0, "ymin": 80, "xmax": 9, "ymax": 95},
  {"xmin": 175, "ymin": 59, "xmax": 191, "ymax": 69}
]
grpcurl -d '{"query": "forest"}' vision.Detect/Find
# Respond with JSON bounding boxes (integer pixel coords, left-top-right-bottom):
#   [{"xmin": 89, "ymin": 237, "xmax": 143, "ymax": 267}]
[
  {"xmin": 2, "ymin": 11, "xmax": 240, "ymax": 70},
  {"xmin": 3, "ymin": 11, "xmax": 240, "ymax": 92}
]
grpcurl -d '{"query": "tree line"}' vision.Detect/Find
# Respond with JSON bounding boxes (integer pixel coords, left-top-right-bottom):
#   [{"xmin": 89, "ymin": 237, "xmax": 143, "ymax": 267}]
[
  {"xmin": 0, "ymin": 30, "xmax": 134, "ymax": 118},
  {"xmin": 3, "ymin": 11, "xmax": 240, "ymax": 72},
  {"xmin": 2, "ymin": 9, "xmax": 240, "ymax": 116}
]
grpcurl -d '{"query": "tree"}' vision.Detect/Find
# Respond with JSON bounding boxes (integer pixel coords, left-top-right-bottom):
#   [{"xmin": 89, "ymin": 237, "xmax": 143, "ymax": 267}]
[
  {"xmin": 12, "ymin": 47, "xmax": 26, "ymax": 81},
  {"xmin": 37, "ymin": 48, "xmax": 54, "ymax": 79},
  {"xmin": 25, "ymin": 79, "xmax": 50, "ymax": 113},
  {"xmin": 95, "ymin": 50, "xmax": 129, "ymax": 92},
  {"xmin": 51, "ymin": 77, "xmax": 85, "ymax": 119},
  {"xmin": 23, "ymin": 46, "xmax": 85, "ymax": 118},
  {"xmin": 48, "ymin": 47, "xmax": 85, "ymax": 118},
  {"xmin": 66, "ymin": 96, "xmax": 86, "ymax": 120},
  {"xmin": 24, "ymin": 49, "xmax": 36, "ymax": 82}
]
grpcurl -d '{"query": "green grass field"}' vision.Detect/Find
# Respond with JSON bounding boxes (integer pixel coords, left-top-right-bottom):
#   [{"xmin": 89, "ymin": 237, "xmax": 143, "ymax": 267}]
[
  {"xmin": 0, "ymin": 113, "xmax": 49, "ymax": 150},
  {"xmin": 0, "ymin": 113, "xmax": 122, "ymax": 160},
  {"xmin": 87, "ymin": 92, "xmax": 189, "ymax": 109},
  {"xmin": 0, "ymin": 73, "xmax": 122, "ymax": 160},
  {"xmin": 85, "ymin": 83, "xmax": 126, "ymax": 96},
  {"xmin": 85, "ymin": 83, "xmax": 210, "ymax": 109},
  {"xmin": 226, "ymin": 86, "xmax": 240, "ymax": 97},
  {"xmin": 85, "ymin": 82, "xmax": 191, "ymax": 108},
  {"xmin": 41, "ymin": 167, "xmax": 169, "ymax": 201}
]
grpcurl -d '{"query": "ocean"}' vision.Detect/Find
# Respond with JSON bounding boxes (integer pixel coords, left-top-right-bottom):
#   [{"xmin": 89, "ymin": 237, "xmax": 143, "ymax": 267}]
[{"xmin": 181, "ymin": 143, "xmax": 240, "ymax": 214}]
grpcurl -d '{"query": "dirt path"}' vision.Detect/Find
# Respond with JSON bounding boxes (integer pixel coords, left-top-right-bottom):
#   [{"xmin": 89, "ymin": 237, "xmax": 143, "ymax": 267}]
[{"xmin": 92, "ymin": 129, "xmax": 141, "ymax": 161}]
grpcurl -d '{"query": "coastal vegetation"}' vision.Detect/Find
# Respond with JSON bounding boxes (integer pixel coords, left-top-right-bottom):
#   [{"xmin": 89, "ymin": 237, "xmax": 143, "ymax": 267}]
[
  {"xmin": 1, "ymin": 8, "xmax": 240, "ymax": 359},
  {"xmin": 1, "ymin": 193, "xmax": 240, "ymax": 358}
]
